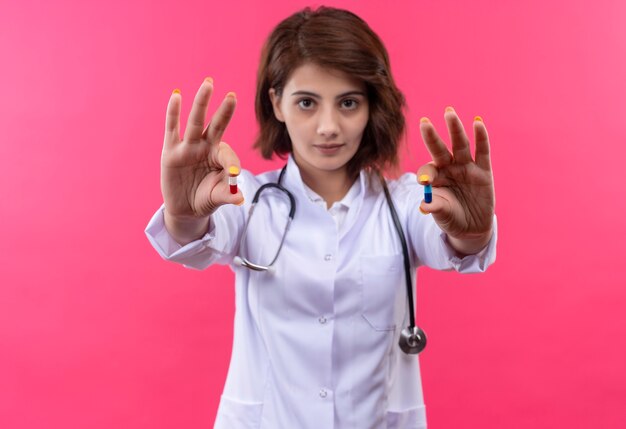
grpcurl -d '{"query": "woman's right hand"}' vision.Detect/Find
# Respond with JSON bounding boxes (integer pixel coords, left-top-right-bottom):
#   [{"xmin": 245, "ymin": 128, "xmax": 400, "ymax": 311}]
[{"xmin": 161, "ymin": 78, "xmax": 243, "ymax": 243}]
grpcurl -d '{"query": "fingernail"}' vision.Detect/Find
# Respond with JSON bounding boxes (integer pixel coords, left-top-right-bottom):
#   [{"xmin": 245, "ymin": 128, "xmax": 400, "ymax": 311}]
[
  {"xmin": 226, "ymin": 91, "xmax": 237, "ymax": 99},
  {"xmin": 419, "ymin": 206, "xmax": 429, "ymax": 215},
  {"xmin": 236, "ymin": 198, "xmax": 245, "ymax": 206},
  {"xmin": 420, "ymin": 117, "xmax": 430, "ymax": 124},
  {"xmin": 172, "ymin": 88, "xmax": 181, "ymax": 94},
  {"xmin": 474, "ymin": 116, "xmax": 483, "ymax": 122},
  {"xmin": 419, "ymin": 174, "xmax": 430, "ymax": 183},
  {"xmin": 204, "ymin": 77, "xmax": 213, "ymax": 84},
  {"xmin": 445, "ymin": 106, "xmax": 455, "ymax": 113},
  {"xmin": 228, "ymin": 166, "xmax": 240, "ymax": 176}
]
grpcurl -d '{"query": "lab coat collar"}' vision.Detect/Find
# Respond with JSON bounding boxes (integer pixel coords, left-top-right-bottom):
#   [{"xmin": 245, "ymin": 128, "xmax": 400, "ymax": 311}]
[
  {"xmin": 284, "ymin": 154, "xmax": 367, "ymax": 236},
  {"xmin": 301, "ymin": 172, "xmax": 363, "ymax": 211},
  {"xmin": 284, "ymin": 155, "xmax": 310, "ymax": 200},
  {"xmin": 284, "ymin": 154, "xmax": 367, "ymax": 207}
]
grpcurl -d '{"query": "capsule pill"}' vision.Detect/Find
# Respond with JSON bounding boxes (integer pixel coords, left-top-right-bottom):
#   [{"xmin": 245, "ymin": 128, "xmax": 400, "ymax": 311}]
[{"xmin": 229, "ymin": 166, "xmax": 239, "ymax": 194}]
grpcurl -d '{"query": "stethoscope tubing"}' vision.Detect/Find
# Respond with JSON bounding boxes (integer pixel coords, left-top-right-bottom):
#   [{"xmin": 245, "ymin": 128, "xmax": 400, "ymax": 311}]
[
  {"xmin": 379, "ymin": 173, "xmax": 416, "ymax": 331},
  {"xmin": 234, "ymin": 165, "xmax": 427, "ymax": 354}
]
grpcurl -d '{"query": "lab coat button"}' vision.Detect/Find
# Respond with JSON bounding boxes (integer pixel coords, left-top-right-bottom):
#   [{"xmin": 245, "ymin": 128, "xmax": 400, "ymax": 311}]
[
  {"xmin": 324, "ymin": 254, "xmax": 333, "ymax": 261},
  {"xmin": 319, "ymin": 389, "xmax": 328, "ymax": 398},
  {"xmin": 318, "ymin": 316, "xmax": 327, "ymax": 324}
]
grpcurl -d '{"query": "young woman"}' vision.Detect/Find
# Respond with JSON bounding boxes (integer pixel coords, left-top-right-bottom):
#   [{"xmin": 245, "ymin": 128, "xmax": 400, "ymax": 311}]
[{"xmin": 146, "ymin": 6, "xmax": 496, "ymax": 429}]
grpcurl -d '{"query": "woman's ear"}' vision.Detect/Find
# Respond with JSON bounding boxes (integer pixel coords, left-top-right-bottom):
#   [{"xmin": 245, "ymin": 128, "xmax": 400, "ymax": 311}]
[{"xmin": 269, "ymin": 88, "xmax": 285, "ymax": 122}]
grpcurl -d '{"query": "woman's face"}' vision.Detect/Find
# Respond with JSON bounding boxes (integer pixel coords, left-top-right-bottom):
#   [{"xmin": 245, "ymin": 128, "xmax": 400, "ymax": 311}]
[{"xmin": 269, "ymin": 62, "xmax": 369, "ymax": 179}]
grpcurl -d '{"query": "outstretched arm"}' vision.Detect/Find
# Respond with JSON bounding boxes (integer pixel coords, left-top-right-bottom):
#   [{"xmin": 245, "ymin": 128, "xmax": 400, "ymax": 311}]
[
  {"xmin": 416, "ymin": 107, "xmax": 495, "ymax": 255},
  {"xmin": 161, "ymin": 78, "xmax": 243, "ymax": 245}
]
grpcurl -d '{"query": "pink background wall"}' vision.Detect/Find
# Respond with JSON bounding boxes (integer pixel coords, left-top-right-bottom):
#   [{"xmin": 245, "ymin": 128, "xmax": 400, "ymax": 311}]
[{"xmin": 1, "ymin": 0, "xmax": 625, "ymax": 427}]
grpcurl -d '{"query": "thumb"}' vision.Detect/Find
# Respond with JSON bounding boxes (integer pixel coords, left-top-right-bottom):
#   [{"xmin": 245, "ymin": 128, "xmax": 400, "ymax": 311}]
[
  {"xmin": 418, "ymin": 191, "xmax": 451, "ymax": 219},
  {"xmin": 419, "ymin": 193, "xmax": 458, "ymax": 238},
  {"xmin": 212, "ymin": 167, "xmax": 245, "ymax": 207}
]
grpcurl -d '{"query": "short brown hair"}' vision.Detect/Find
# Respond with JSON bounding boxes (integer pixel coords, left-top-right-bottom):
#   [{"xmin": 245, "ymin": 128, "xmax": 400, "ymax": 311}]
[{"xmin": 254, "ymin": 6, "xmax": 406, "ymax": 177}]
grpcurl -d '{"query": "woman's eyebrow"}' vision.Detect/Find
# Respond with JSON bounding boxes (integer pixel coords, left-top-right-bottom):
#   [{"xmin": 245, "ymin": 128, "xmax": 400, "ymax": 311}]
[{"xmin": 290, "ymin": 90, "xmax": 366, "ymax": 99}]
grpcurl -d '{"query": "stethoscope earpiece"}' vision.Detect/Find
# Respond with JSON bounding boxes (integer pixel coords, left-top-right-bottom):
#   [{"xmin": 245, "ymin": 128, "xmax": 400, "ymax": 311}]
[{"xmin": 399, "ymin": 326, "xmax": 427, "ymax": 355}]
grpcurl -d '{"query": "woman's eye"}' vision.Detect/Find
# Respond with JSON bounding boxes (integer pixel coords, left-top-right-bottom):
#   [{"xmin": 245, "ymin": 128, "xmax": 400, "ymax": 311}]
[
  {"xmin": 342, "ymin": 99, "xmax": 358, "ymax": 109},
  {"xmin": 298, "ymin": 99, "xmax": 314, "ymax": 109}
]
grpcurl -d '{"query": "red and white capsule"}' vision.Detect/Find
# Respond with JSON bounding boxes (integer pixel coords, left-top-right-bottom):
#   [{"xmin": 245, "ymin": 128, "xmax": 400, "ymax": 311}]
[{"xmin": 229, "ymin": 166, "xmax": 240, "ymax": 194}]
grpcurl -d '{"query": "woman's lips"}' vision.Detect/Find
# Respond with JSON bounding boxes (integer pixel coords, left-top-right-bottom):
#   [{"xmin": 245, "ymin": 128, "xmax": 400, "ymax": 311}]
[{"xmin": 314, "ymin": 143, "xmax": 344, "ymax": 154}]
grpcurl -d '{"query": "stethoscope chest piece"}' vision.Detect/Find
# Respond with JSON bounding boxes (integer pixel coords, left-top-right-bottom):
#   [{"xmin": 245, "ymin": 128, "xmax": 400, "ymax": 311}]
[{"xmin": 399, "ymin": 326, "xmax": 427, "ymax": 355}]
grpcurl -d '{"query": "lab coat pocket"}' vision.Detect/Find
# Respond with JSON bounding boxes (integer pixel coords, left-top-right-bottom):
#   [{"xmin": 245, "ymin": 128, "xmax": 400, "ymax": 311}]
[
  {"xmin": 360, "ymin": 254, "xmax": 402, "ymax": 331},
  {"xmin": 386, "ymin": 405, "xmax": 427, "ymax": 429},
  {"xmin": 214, "ymin": 395, "xmax": 264, "ymax": 429}
]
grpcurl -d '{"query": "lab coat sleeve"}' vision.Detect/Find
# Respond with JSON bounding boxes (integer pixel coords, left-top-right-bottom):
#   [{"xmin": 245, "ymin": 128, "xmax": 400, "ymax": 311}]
[
  {"xmin": 144, "ymin": 192, "xmax": 248, "ymax": 271},
  {"xmin": 394, "ymin": 173, "xmax": 497, "ymax": 273},
  {"xmin": 418, "ymin": 214, "xmax": 497, "ymax": 273}
]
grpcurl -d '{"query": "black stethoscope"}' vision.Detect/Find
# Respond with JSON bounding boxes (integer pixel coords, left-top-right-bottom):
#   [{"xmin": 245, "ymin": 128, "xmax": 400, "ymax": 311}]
[{"xmin": 233, "ymin": 165, "xmax": 427, "ymax": 355}]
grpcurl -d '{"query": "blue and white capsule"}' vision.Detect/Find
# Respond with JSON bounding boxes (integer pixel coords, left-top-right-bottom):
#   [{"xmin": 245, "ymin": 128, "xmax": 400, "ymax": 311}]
[
  {"xmin": 424, "ymin": 184, "xmax": 433, "ymax": 203},
  {"xmin": 419, "ymin": 174, "xmax": 433, "ymax": 203}
]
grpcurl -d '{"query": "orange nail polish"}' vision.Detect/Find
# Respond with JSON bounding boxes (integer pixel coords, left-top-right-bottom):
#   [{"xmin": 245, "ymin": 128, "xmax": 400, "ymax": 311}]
[
  {"xmin": 419, "ymin": 206, "xmax": 429, "ymax": 215},
  {"xmin": 172, "ymin": 88, "xmax": 181, "ymax": 94},
  {"xmin": 474, "ymin": 116, "xmax": 483, "ymax": 122},
  {"xmin": 204, "ymin": 77, "xmax": 213, "ymax": 84},
  {"xmin": 420, "ymin": 117, "xmax": 430, "ymax": 124},
  {"xmin": 226, "ymin": 91, "xmax": 237, "ymax": 99},
  {"xmin": 445, "ymin": 106, "xmax": 455, "ymax": 113},
  {"xmin": 419, "ymin": 174, "xmax": 430, "ymax": 183}
]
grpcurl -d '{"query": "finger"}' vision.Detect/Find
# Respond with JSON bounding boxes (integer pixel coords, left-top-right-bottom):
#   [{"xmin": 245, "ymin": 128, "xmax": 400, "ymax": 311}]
[
  {"xmin": 200, "ymin": 179, "xmax": 245, "ymax": 212},
  {"xmin": 229, "ymin": 187, "xmax": 245, "ymax": 206},
  {"xmin": 205, "ymin": 92, "xmax": 237, "ymax": 144},
  {"xmin": 444, "ymin": 107, "xmax": 473, "ymax": 164},
  {"xmin": 210, "ymin": 176, "xmax": 245, "ymax": 207},
  {"xmin": 215, "ymin": 141, "xmax": 241, "ymax": 174},
  {"xmin": 473, "ymin": 117, "xmax": 492, "ymax": 171},
  {"xmin": 164, "ymin": 89, "xmax": 182, "ymax": 148},
  {"xmin": 214, "ymin": 186, "xmax": 245, "ymax": 207},
  {"xmin": 418, "ymin": 192, "xmax": 451, "ymax": 219},
  {"xmin": 416, "ymin": 162, "xmax": 438, "ymax": 185},
  {"xmin": 420, "ymin": 117, "xmax": 453, "ymax": 167},
  {"xmin": 184, "ymin": 77, "xmax": 215, "ymax": 143}
]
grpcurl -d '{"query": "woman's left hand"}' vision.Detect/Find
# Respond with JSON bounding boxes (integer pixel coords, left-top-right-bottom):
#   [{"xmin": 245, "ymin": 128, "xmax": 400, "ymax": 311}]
[{"xmin": 417, "ymin": 107, "xmax": 495, "ymax": 254}]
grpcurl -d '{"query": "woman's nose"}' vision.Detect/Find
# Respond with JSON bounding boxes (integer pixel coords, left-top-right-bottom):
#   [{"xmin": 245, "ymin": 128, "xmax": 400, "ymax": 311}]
[{"xmin": 316, "ymin": 106, "xmax": 340, "ymax": 138}]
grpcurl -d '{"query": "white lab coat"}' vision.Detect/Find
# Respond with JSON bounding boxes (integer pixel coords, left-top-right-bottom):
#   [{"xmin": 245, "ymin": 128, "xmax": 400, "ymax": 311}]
[{"xmin": 145, "ymin": 155, "xmax": 497, "ymax": 429}]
